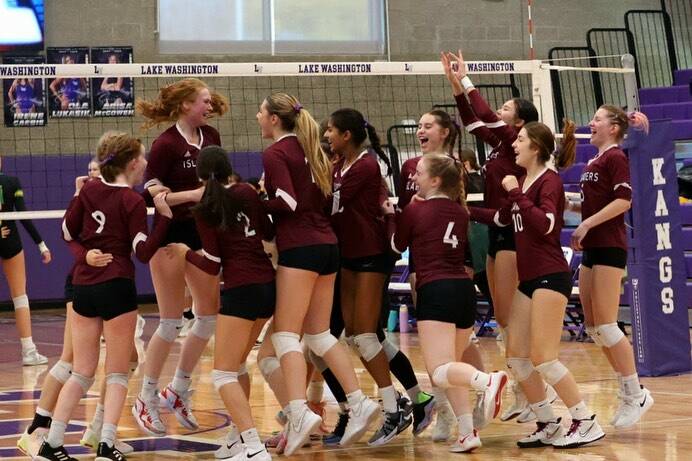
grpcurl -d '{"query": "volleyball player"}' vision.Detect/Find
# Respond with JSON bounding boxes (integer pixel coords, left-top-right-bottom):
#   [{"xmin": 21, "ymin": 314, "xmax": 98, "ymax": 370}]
[
  {"xmin": 384, "ymin": 153, "xmax": 508, "ymax": 453},
  {"xmin": 50, "ymin": 56, "xmax": 86, "ymax": 110},
  {"xmin": 166, "ymin": 146, "xmax": 275, "ymax": 461},
  {"xmin": 570, "ymin": 106, "xmax": 653, "ymax": 428},
  {"xmin": 442, "ymin": 50, "xmax": 543, "ymax": 422},
  {"xmin": 326, "ymin": 108, "xmax": 413, "ymax": 445},
  {"xmin": 0, "ymin": 155, "xmax": 51, "ymax": 365},
  {"xmin": 8, "ymin": 78, "xmax": 36, "ymax": 113},
  {"xmin": 131, "ymin": 78, "xmax": 229, "ymax": 436},
  {"xmin": 483, "ymin": 121, "xmax": 605, "ymax": 448},
  {"xmin": 37, "ymin": 132, "xmax": 172, "ymax": 461},
  {"xmin": 257, "ymin": 93, "xmax": 379, "ymax": 455}
]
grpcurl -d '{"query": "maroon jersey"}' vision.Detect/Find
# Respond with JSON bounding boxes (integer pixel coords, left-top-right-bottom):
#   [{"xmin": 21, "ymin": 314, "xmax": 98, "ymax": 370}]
[
  {"xmin": 455, "ymin": 93, "xmax": 525, "ymax": 216},
  {"xmin": 388, "ymin": 197, "xmax": 470, "ymax": 289},
  {"xmin": 186, "ymin": 183, "xmax": 275, "ymax": 289},
  {"xmin": 504, "ymin": 169, "xmax": 569, "ymax": 281},
  {"xmin": 398, "ymin": 156, "xmax": 422, "ymax": 209},
  {"xmin": 62, "ymin": 179, "xmax": 171, "ymax": 285},
  {"xmin": 580, "ymin": 145, "xmax": 631, "ymax": 250},
  {"xmin": 331, "ymin": 151, "xmax": 387, "ymax": 259},
  {"xmin": 262, "ymin": 134, "xmax": 337, "ymax": 251},
  {"xmin": 144, "ymin": 123, "xmax": 221, "ymax": 221}
]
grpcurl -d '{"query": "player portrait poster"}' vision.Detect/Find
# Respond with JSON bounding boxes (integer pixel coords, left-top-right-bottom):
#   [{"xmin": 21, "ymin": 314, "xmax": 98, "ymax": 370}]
[
  {"xmin": 2, "ymin": 55, "xmax": 47, "ymax": 127},
  {"xmin": 47, "ymin": 46, "xmax": 90, "ymax": 118},
  {"xmin": 90, "ymin": 46, "xmax": 134, "ymax": 117}
]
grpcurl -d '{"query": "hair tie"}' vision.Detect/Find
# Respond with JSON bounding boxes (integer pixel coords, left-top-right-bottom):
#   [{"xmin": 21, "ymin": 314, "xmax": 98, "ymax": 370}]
[
  {"xmin": 363, "ymin": 119, "xmax": 370, "ymax": 129},
  {"xmin": 293, "ymin": 103, "xmax": 303, "ymax": 114},
  {"xmin": 99, "ymin": 153, "xmax": 116, "ymax": 166}
]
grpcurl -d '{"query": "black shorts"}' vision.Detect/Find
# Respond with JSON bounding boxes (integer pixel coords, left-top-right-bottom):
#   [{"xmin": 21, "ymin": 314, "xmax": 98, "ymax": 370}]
[
  {"xmin": 278, "ymin": 244, "xmax": 339, "ymax": 275},
  {"xmin": 73, "ymin": 278, "xmax": 138, "ymax": 321},
  {"xmin": 487, "ymin": 225, "xmax": 515, "ymax": 258},
  {"xmin": 341, "ymin": 253, "xmax": 395, "ymax": 274},
  {"xmin": 0, "ymin": 232, "xmax": 23, "ymax": 260},
  {"xmin": 581, "ymin": 247, "xmax": 627, "ymax": 269},
  {"xmin": 518, "ymin": 272, "xmax": 573, "ymax": 299},
  {"xmin": 416, "ymin": 279, "xmax": 477, "ymax": 329},
  {"xmin": 408, "ymin": 253, "xmax": 416, "ymax": 273},
  {"xmin": 220, "ymin": 281, "xmax": 276, "ymax": 321},
  {"xmin": 162, "ymin": 218, "xmax": 202, "ymax": 251},
  {"xmin": 64, "ymin": 274, "xmax": 75, "ymax": 302}
]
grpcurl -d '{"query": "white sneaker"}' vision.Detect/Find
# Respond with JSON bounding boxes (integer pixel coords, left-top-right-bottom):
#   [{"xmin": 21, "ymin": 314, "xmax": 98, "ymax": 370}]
[
  {"xmin": 79, "ymin": 427, "xmax": 134, "ymax": 455},
  {"xmin": 135, "ymin": 315, "xmax": 146, "ymax": 339},
  {"xmin": 552, "ymin": 415, "xmax": 605, "ymax": 449},
  {"xmin": 613, "ymin": 387, "xmax": 653, "ymax": 429},
  {"xmin": 500, "ymin": 382, "xmax": 529, "ymax": 421},
  {"xmin": 160, "ymin": 385, "xmax": 199, "ymax": 430},
  {"xmin": 432, "ymin": 402, "xmax": 455, "ymax": 442},
  {"xmin": 340, "ymin": 396, "xmax": 380, "ymax": 447},
  {"xmin": 22, "ymin": 349, "xmax": 48, "ymax": 366},
  {"xmin": 449, "ymin": 429, "xmax": 482, "ymax": 453},
  {"xmin": 472, "ymin": 391, "xmax": 488, "ymax": 429},
  {"xmin": 285, "ymin": 405, "xmax": 322, "ymax": 456},
  {"xmin": 215, "ymin": 424, "xmax": 243, "ymax": 459},
  {"xmin": 132, "ymin": 396, "xmax": 166, "ymax": 436},
  {"xmin": 16, "ymin": 427, "xmax": 47, "ymax": 457},
  {"xmin": 517, "ymin": 418, "xmax": 565, "ymax": 448},
  {"xmin": 481, "ymin": 371, "xmax": 508, "ymax": 422},
  {"xmin": 223, "ymin": 445, "xmax": 272, "ymax": 461}
]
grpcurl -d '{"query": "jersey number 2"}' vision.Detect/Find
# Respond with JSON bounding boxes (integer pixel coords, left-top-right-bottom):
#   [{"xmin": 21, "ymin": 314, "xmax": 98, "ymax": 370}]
[
  {"xmin": 443, "ymin": 222, "xmax": 459, "ymax": 248},
  {"xmin": 91, "ymin": 211, "xmax": 106, "ymax": 234}
]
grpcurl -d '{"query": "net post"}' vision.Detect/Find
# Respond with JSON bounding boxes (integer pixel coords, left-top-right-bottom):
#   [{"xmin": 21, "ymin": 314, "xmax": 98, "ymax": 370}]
[
  {"xmin": 531, "ymin": 60, "xmax": 557, "ymax": 132},
  {"xmin": 622, "ymin": 53, "xmax": 640, "ymax": 112}
]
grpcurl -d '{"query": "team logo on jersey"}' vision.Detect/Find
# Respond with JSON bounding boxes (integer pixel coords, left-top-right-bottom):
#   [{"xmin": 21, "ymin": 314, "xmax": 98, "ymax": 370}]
[{"xmin": 184, "ymin": 151, "xmax": 191, "ymax": 158}]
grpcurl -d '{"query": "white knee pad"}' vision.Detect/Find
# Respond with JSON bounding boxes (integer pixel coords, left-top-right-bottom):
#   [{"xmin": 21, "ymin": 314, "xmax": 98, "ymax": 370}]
[
  {"xmin": 190, "ymin": 315, "xmax": 216, "ymax": 340},
  {"xmin": 49, "ymin": 360, "xmax": 72, "ymax": 384},
  {"xmin": 431, "ymin": 362, "xmax": 453, "ymax": 389},
  {"xmin": 506, "ymin": 357, "xmax": 534, "ymax": 382},
  {"xmin": 595, "ymin": 323, "xmax": 624, "ymax": 348},
  {"xmin": 258, "ymin": 356, "xmax": 280, "ymax": 380},
  {"xmin": 308, "ymin": 349, "xmax": 328, "ymax": 372},
  {"xmin": 304, "ymin": 330, "xmax": 338, "ymax": 357},
  {"xmin": 344, "ymin": 335, "xmax": 358, "ymax": 354},
  {"xmin": 212, "ymin": 369, "xmax": 238, "ymax": 392},
  {"xmin": 155, "ymin": 318, "xmax": 183, "ymax": 342},
  {"xmin": 70, "ymin": 372, "xmax": 95, "ymax": 393},
  {"xmin": 353, "ymin": 333, "xmax": 382, "ymax": 362},
  {"xmin": 12, "ymin": 294, "xmax": 29, "ymax": 310},
  {"xmin": 381, "ymin": 337, "xmax": 399, "ymax": 361},
  {"xmin": 271, "ymin": 331, "xmax": 302, "ymax": 359},
  {"xmin": 105, "ymin": 373, "xmax": 129, "ymax": 389},
  {"xmin": 535, "ymin": 359, "xmax": 569, "ymax": 386},
  {"xmin": 585, "ymin": 326, "xmax": 602, "ymax": 346},
  {"xmin": 238, "ymin": 362, "xmax": 248, "ymax": 376}
]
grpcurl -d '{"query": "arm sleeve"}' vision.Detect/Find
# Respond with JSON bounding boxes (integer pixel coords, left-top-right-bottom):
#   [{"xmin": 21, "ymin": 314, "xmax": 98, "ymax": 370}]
[
  {"xmin": 127, "ymin": 197, "xmax": 171, "ymax": 263},
  {"xmin": 467, "ymin": 91, "xmax": 517, "ymax": 142},
  {"xmin": 11, "ymin": 178, "xmax": 43, "ymax": 244},
  {"xmin": 508, "ymin": 183, "xmax": 560, "ymax": 235},
  {"xmin": 469, "ymin": 205, "xmax": 511, "ymax": 227},
  {"xmin": 397, "ymin": 161, "xmax": 414, "ymax": 209},
  {"xmin": 66, "ymin": 240, "xmax": 88, "ymax": 264},
  {"xmin": 609, "ymin": 152, "xmax": 632, "ymax": 201},
  {"xmin": 390, "ymin": 207, "xmax": 414, "ymax": 254},
  {"xmin": 262, "ymin": 150, "xmax": 299, "ymax": 214},
  {"xmin": 62, "ymin": 195, "xmax": 84, "ymax": 243},
  {"xmin": 454, "ymin": 94, "xmax": 501, "ymax": 148},
  {"xmin": 185, "ymin": 216, "xmax": 221, "ymax": 275},
  {"xmin": 248, "ymin": 191, "xmax": 276, "ymax": 242},
  {"xmin": 144, "ymin": 139, "xmax": 172, "ymax": 189}
]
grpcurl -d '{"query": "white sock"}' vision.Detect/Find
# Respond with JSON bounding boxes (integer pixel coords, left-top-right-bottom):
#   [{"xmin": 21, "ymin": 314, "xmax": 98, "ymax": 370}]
[
  {"xmin": 288, "ymin": 399, "xmax": 307, "ymax": 422},
  {"xmin": 621, "ymin": 373, "xmax": 642, "ymax": 397},
  {"xmin": 240, "ymin": 427, "xmax": 264, "ymax": 451},
  {"xmin": 568, "ymin": 401, "xmax": 591, "ymax": 420},
  {"xmin": 457, "ymin": 413, "xmax": 473, "ymax": 436},
  {"xmin": 171, "ymin": 368, "xmax": 192, "ymax": 394},
  {"xmin": 140, "ymin": 375, "xmax": 159, "ymax": 400},
  {"xmin": 307, "ymin": 380, "xmax": 324, "ymax": 403},
  {"xmin": 346, "ymin": 389, "xmax": 366, "ymax": 408},
  {"xmin": 100, "ymin": 423, "xmax": 117, "ymax": 448},
  {"xmin": 46, "ymin": 420, "xmax": 67, "ymax": 448},
  {"xmin": 380, "ymin": 385, "xmax": 398, "ymax": 413},
  {"xmin": 90, "ymin": 403, "xmax": 104, "ymax": 432},
  {"xmin": 470, "ymin": 371, "xmax": 490, "ymax": 392},
  {"xmin": 405, "ymin": 384, "xmax": 422, "ymax": 401},
  {"xmin": 20, "ymin": 337, "xmax": 35, "ymax": 352},
  {"xmin": 530, "ymin": 398, "xmax": 556, "ymax": 423}
]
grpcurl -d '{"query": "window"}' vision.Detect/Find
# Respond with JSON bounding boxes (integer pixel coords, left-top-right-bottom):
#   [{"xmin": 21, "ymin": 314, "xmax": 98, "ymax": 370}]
[{"xmin": 157, "ymin": 0, "xmax": 386, "ymax": 55}]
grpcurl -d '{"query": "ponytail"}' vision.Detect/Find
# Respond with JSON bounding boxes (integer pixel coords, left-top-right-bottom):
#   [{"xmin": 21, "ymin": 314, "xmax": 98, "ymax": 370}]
[
  {"xmin": 555, "ymin": 118, "xmax": 576, "ymax": 170},
  {"xmin": 365, "ymin": 123, "xmax": 392, "ymax": 176}
]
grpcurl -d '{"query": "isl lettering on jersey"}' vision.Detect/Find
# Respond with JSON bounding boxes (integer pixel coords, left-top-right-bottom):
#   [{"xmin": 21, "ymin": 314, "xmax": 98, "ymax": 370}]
[
  {"xmin": 182, "ymin": 151, "xmax": 196, "ymax": 169},
  {"xmin": 406, "ymin": 173, "xmax": 419, "ymax": 192},
  {"xmin": 651, "ymin": 157, "xmax": 674, "ymax": 314}
]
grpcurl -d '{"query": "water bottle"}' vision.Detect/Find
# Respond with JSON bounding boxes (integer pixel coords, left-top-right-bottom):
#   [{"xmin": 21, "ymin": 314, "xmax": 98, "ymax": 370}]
[
  {"xmin": 387, "ymin": 309, "xmax": 399, "ymax": 332},
  {"xmin": 399, "ymin": 305, "xmax": 410, "ymax": 333}
]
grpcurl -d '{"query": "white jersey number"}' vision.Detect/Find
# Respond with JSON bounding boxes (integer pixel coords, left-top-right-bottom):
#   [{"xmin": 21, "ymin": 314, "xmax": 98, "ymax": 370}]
[
  {"xmin": 443, "ymin": 221, "xmax": 459, "ymax": 248},
  {"xmin": 91, "ymin": 211, "xmax": 106, "ymax": 234},
  {"xmin": 238, "ymin": 212, "xmax": 256, "ymax": 238},
  {"xmin": 512, "ymin": 213, "xmax": 524, "ymax": 232}
]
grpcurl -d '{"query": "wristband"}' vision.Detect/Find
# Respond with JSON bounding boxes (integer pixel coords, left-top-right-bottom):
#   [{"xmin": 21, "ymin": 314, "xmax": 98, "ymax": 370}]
[{"xmin": 461, "ymin": 76, "xmax": 474, "ymax": 91}]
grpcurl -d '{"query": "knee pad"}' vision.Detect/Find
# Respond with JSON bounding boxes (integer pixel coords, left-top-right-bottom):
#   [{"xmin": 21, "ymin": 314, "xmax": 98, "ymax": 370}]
[
  {"xmin": 595, "ymin": 323, "xmax": 624, "ymax": 348},
  {"xmin": 301, "ymin": 339, "xmax": 310, "ymax": 356},
  {"xmin": 506, "ymin": 357, "xmax": 534, "ymax": 382},
  {"xmin": 381, "ymin": 338, "xmax": 399, "ymax": 361},
  {"xmin": 304, "ymin": 330, "xmax": 338, "ymax": 357},
  {"xmin": 431, "ymin": 362, "xmax": 453, "ymax": 389},
  {"xmin": 585, "ymin": 326, "xmax": 602, "ymax": 346},
  {"xmin": 190, "ymin": 315, "xmax": 216, "ymax": 340},
  {"xmin": 49, "ymin": 360, "xmax": 72, "ymax": 384},
  {"xmin": 212, "ymin": 369, "xmax": 238, "ymax": 392},
  {"xmin": 535, "ymin": 359, "xmax": 569, "ymax": 386},
  {"xmin": 271, "ymin": 331, "xmax": 302, "ymax": 359},
  {"xmin": 258, "ymin": 356, "xmax": 280, "ymax": 380},
  {"xmin": 12, "ymin": 294, "xmax": 29, "ymax": 310},
  {"xmin": 155, "ymin": 318, "xmax": 183, "ymax": 342},
  {"xmin": 238, "ymin": 363, "xmax": 248, "ymax": 376},
  {"xmin": 308, "ymin": 349, "xmax": 327, "ymax": 372},
  {"xmin": 344, "ymin": 335, "xmax": 357, "ymax": 354},
  {"xmin": 353, "ymin": 333, "xmax": 382, "ymax": 362},
  {"xmin": 69, "ymin": 372, "xmax": 95, "ymax": 393},
  {"xmin": 105, "ymin": 373, "xmax": 129, "ymax": 389}
]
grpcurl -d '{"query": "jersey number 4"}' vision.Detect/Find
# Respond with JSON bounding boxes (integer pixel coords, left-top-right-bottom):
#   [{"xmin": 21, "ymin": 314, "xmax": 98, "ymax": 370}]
[
  {"xmin": 443, "ymin": 222, "xmax": 459, "ymax": 248},
  {"xmin": 91, "ymin": 211, "xmax": 106, "ymax": 233}
]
